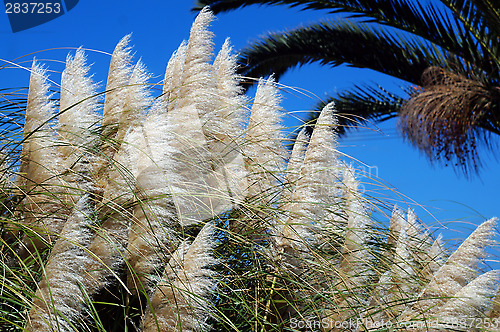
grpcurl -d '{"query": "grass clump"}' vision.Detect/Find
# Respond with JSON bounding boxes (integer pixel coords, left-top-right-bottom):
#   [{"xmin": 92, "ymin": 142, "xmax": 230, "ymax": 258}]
[{"xmin": 0, "ymin": 7, "xmax": 499, "ymax": 332}]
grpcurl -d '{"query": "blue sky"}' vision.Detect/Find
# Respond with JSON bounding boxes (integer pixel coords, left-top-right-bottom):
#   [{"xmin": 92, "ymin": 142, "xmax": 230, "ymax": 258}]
[{"xmin": 1, "ymin": 1, "xmax": 499, "ymax": 253}]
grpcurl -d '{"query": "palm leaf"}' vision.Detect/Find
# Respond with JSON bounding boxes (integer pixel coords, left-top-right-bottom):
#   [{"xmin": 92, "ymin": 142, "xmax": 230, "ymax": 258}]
[
  {"xmin": 237, "ymin": 19, "xmax": 450, "ymax": 85},
  {"xmin": 195, "ymin": 0, "xmax": 486, "ymax": 68},
  {"xmin": 399, "ymin": 66, "xmax": 500, "ymax": 173},
  {"xmin": 443, "ymin": 0, "xmax": 500, "ymax": 43},
  {"xmin": 193, "ymin": 0, "xmax": 343, "ymax": 12},
  {"xmin": 441, "ymin": 0, "xmax": 500, "ymax": 71},
  {"xmin": 298, "ymin": 84, "xmax": 404, "ymax": 137}
]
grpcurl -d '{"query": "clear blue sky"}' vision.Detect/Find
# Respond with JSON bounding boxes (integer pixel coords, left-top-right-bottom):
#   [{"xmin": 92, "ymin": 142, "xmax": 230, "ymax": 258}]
[{"xmin": 1, "ymin": 1, "xmax": 499, "ymax": 255}]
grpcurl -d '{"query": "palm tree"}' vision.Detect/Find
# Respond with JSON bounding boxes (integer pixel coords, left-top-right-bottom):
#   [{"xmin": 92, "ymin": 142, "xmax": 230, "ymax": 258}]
[{"xmin": 193, "ymin": 0, "xmax": 500, "ymax": 174}]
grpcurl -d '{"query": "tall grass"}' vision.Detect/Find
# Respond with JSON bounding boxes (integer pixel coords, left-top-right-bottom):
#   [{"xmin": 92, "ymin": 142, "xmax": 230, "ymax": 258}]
[{"xmin": 0, "ymin": 7, "xmax": 499, "ymax": 332}]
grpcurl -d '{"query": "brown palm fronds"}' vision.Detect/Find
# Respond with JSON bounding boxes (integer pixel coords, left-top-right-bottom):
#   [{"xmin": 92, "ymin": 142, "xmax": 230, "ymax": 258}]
[{"xmin": 399, "ymin": 66, "xmax": 500, "ymax": 173}]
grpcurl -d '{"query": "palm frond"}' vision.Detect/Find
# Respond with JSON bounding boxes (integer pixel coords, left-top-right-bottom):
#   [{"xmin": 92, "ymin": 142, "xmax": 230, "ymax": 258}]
[
  {"xmin": 194, "ymin": 0, "xmax": 488, "ymax": 70},
  {"xmin": 237, "ymin": 19, "xmax": 450, "ymax": 86},
  {"xmin": 321, "ymin": 0, "xmax": 492, "ymax": 71},
  {"xmin": 440, "ymin": 0, "xmax": 500, "ymax": 72},
  {"xmin": 193, "ymin": 0, "xmax": 341, "ymax": 13},
  {"xmin": 399, "ymin": 66, "xmax": 500, "ymax": 173},
  {"xmin": 300, "ymin": 85, "xmax": 404, "ymax": 137}
]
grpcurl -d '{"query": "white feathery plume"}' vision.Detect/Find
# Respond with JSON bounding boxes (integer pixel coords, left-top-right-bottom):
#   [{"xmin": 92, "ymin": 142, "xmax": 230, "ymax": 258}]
[
  {"xmin": 115, "ymin": 59, "xmax": 150, "ymax": 144},
  {"xmin": 282, "ymin": 128, "xmax": 309, "ymax": 206},
  {"xmin": 198, "ymin": 38, "xmax": 248, "ymax": 212},
  {"xmin": 434, "ymin": 270, "xmax": 500, "ymax": 331},
  {"xmin": 163, "ymin": 240, "xmax": 191, "ymax": 280},
  {"xmin": 126, "ymin": 111, "xmax": 181, "ymax": 293},
  {"xmin": 406, "ymin": 208, "xmax": 425, "ymax": 243},
  {"xmin": 176, "ymin": 7, "xmax": 216, "ymax": 118},
  {"xmin": 207, "ymin": 38, "xmax": 246, "ymax": 154},
  {"xmin": 339, "ymin": 166, "xmax": 372, "ymax": 281},
  {"xmin": 25, "ymin": 196, "xmax": 94, "ymax": 332},
  {"xmin": 165, "ymin": 8, "xmax": 242, "ymax": 222},
  {"xmin": 244, "ymin": 77, "xmax": 287, "ymax": 202},
  {"xmin": 142, "ymin": 222, "xmax": 217, "ymax": 332},
  {"xmin": 392, "ymin": 222, "xmax": 417, "ymax": 294},
  {"xmin": 167, "ymin": 102, "xmax": 212, "ymax": 225},
  {"xmin": 363, "ymin": 222, "xmax": 417, "ymax": 327},
  {"xmin": 273, "ymin": 104, "xmax": 344, "ymax": 323},
  {"xmin": 59, "ymin": 48, "xmax": 100, "ymax": 155},
  {"xmin": 22, "ymin": 62, "xmax": 56, "ymax": 134},
  {"xmin": 95, "ymin": 34, "xmax": 134, "ymax": 193},
  {"xmin": 160, "ymin": 11, "xmax": 217, "ymax": 224},
  {"xmin": 164, "ymin": 41, "xmax": 187, "ymax": 112},
  {"xmin": 20, "ymin": 61, "xmax": 61, "ymax": 190},
  {"xmin": 275, "ymin": 103, "xmax": 341, "ymax": 282},
  {"xmin": 156, "ymin": 94, "xmax": 231, "ymax": 229},
  {"xmin": 413, "ymin": 217, "xmax": 497, "ymax": 315},
  {"xmin": 387, "ymin": 208, "xmax": 434, "ymax": 278},
  {"xmin": 406, "ymin": 208, "xmax": 421, "ymax": 244},
  {"xmin": 406, "ymin": 208, "xmax": 434, "ymax": 268},
  {"xmin": 141, "ymin": 240, "xmax": 190, "ymax": 331},
  {"xmin": 127, "ymin": 168, "xmax": 180, "ymax": 294},
  {"xmin": 331, "ymin": 167, "xmax": 372, "ymax": 322},
  {"xmin": 435, "ymin": 270, "xmax": 500, "ymax": 327},
  {"xmin": 100, "ymin": 60, "xmax": 151, "ymax": 209},
  {"xmin": 424, "ymin": 234, "xmax": 446, "ymax": 277},
  {"xmin": 102, "ymin": 34, "xmax": 133, "ymax": 133},
  {"xmin": 388, "ymin": 206, "xmax": 406, "ymax": 249},
  {"xmin": 102, "ymin": 126, "xmax": 146, "ymax": 209},
  {"xmin": 341, "ymin": 167, "xmax": 370, "ymax": 260},
  {"xmin": 395, "ymin": 209, "xmax": 435, "ymax": 291},
  {"xmin": 83, "ymin": 126, "xmax": 146, "ymax": 296},
  {"xmin": 162, "ymin": 37, "xmax": 248, "ymax": 223},
  {"xmin": 140, "ymin": 108, "xmax": 179, "ymax": 173},
  {"xmin": 288, "ymin": 102, "xmax": 343, "ymax": 225},
  {"xmin": 84, "ymin": 60, "xmax": 151, "ymax": 296},
  {"xmin": 364, "ymin": 213, "xmax": 429, "ymax": 326},
  {"xmin": 212, "ymin": 38, "xmax": 245, "ymax": 115},
  {"xmin": 219, "ymin": 151, "xmax": 247, "ymax": 210},
  {"xmin": 18, "ymin": 62, "xmax": 65, "ymax": 259},
  {"xmin": 167, "ymin": 102, "xmax": 206, "ymax": 154},
  {"xmin": 58, "ymin": 48, "xmax": 100, "ymax": 195},
  {"xmin": 283, "ymin": 102, "xmax": 341, "ymax": 238},
  {"xmin": 84, "ymin": 232, "xmax": 131, "ymax": 296},
  {"xmin": 98, "ymin": 59, "xmax": 151, "ymax": 213},
  {"xmin": 387, "ymin": 206, "xmax": 420, "ymax": 279}
]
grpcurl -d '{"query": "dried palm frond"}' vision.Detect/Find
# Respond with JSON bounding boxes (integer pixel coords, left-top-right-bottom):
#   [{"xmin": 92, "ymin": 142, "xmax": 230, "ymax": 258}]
[{"xmin": 399, "ymin": 66, "xmax": 500, "ymax": 173}]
